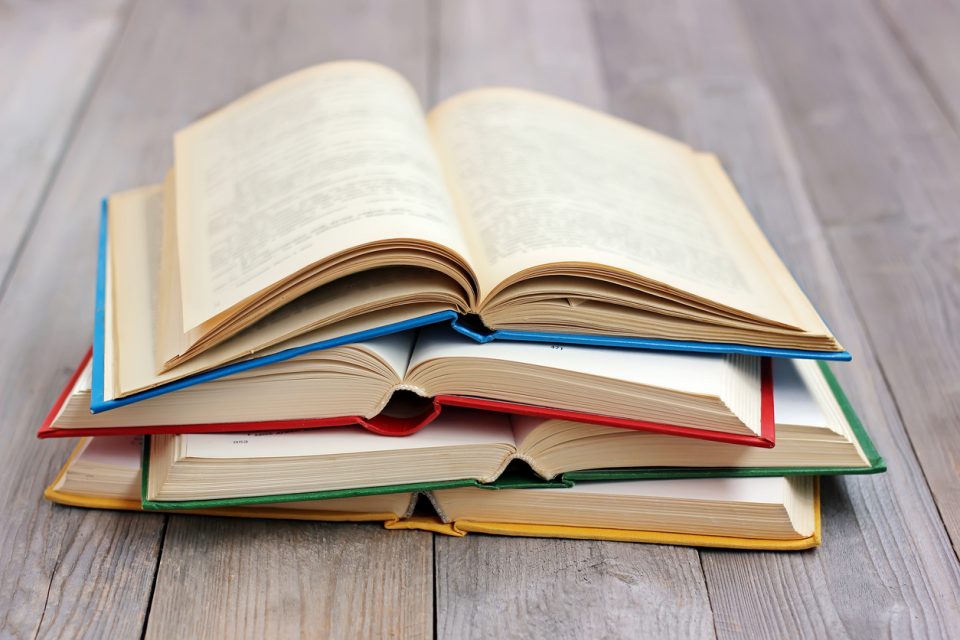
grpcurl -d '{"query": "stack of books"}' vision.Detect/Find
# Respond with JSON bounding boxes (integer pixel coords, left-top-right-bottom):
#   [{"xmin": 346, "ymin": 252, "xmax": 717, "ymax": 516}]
[{"xmin": 38, "ymin": 61, "xmax": 884, "ymax": 551}]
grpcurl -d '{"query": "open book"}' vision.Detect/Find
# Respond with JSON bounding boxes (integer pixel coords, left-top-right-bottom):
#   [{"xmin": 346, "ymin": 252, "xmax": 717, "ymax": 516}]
[
  {"xmin": 98, "ymin": 61, "xmax": 847, "ymax": 408},
  {"xmin": 46, "ymin": 436, "xmax": 820, "ymax": 549},
  {"xmin": 137, "ymin": 359, "xmax": 881, "ymax": 508},
  {"xmin": 45, "ymin": 327, "xmax": 774, "ymax": 446}
]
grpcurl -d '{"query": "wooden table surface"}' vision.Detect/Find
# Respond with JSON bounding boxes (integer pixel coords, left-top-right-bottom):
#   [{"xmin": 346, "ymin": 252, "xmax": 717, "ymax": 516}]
[{"xmin": 2, "ymin": 1, "xmax": 959, "ymax": 638}]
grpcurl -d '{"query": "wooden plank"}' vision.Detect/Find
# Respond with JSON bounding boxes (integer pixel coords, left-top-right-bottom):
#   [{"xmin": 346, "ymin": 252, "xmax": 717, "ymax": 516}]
[
  {"xmin": 436, "ymin": 536, "xmax": 714, "ymax": 639},
  {"xmin": 432, "ymin": 3, "xmax": 715, "ymax": 637},
  {"xmin": 145, "ymin": 517, "xmax": 432, "ymax": 640},
  {"xmin": 0, "ymin": 0, "xmax": 433, "ymax": 637},
  {"xmin": 0, "ymin": 2, "xmax": 170, "ymax": 639},
  {"xmin": 874, "ymin": 0, "xmax": 960, "ymax": 130},
  {"xmin": 694, "ymin": 88, "xmax": 960, "ymax": 632},
  {"xmin": 0, "ymin": 0, "xmax": 126, "ymax": 288},
  {"xmin": 735, "ymin": 0, "xmax": 960, "ymax": 555},
  {"xmin": 433, "ymin": 0, "xmax": 606, "ymax": 109},
  {"xmin": 591, "ymin": 0, "xmax": 960, "ymax": 636},
  {"xmin": 21, "ymin": 510, "xmax": 166, "ymax": 639}
]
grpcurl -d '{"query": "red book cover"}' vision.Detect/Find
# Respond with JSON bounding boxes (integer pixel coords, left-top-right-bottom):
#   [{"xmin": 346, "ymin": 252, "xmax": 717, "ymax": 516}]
[{"xmin": 37, "ymin": 349, "xmax": 775, "ymax": 447}]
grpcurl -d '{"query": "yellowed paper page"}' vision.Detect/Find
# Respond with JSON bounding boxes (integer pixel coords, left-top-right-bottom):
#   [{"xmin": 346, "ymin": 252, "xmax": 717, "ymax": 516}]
[
  {"xmin": 175, "ymin": 61, "xmax": 473, "ymax": 330},
  {"xmin": 408, "ymin": 325, "xmax": 729, "ymax": 396},
  {"xmin": 428, "ymin": 88, "xmax": 807, "ymax": 329}
]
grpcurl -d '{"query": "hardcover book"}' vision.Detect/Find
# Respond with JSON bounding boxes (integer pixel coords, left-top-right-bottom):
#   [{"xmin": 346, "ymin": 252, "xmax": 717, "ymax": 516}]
[
  {"xmin": 95, "ymin": 60, "xmax": 848, "ymax": 410},
  {"xmin": 45, "ymin": 327, "xmax": 776, "ymax": 447}
]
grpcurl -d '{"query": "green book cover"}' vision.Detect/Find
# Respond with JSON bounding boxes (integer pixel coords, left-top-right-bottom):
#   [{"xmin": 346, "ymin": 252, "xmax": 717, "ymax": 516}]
[
  {"xmin": 141, "ymin": 361, "xmax": 883, "ymax": 510},
  {"xmin": 563, "ymin": 362, "xmax": 885, "ymax": 482}
]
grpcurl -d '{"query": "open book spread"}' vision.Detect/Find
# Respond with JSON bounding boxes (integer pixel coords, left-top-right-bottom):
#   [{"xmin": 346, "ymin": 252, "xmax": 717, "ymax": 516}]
[
  {"xmin": 102, "ymin": 60, "xmax": 844, "ymax": 407},
  {"xmin": 54, "ymin": 327, "xmax": 765, "ymax": 439},
  {"xmin": 49, "ymin": 437, "xmax": 816, "ymax": 543}
]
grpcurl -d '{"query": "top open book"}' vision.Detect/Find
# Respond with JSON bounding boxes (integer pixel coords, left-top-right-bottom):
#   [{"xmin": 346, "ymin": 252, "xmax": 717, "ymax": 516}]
[{"xmin": 100, "ymin": 61, "xmax": 847, "ymax": 407}]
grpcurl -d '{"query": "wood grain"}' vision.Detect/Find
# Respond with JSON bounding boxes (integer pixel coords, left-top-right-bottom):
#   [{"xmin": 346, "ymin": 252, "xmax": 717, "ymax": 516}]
[
  {"xmin": 874, "ymin": 0, "xmax": 960, "ymax": 131},
  {"xmin": 0, "ymin": 2, "xmax": 169, "ymax": 639},
  {"xmin": 0, "ymin": 0, "xmax": 126, "ymax": 288},
  {"xmin": 431, "ymin": 3, "xmax": 715, "ymax": 637},
  {"xmin": 435, "ymin": 535, "xmax": 714, "ymax": 639},
  {"xmin": 735, "ymin": 0, "xmax": 960, "ymax": 555},
  {"xmin": 592, "ymin": 0, "xmax": 960, "ymax": 636},
  {"xmin": 432, "ymin": 0, "xmax": 606, "ymax": 109},
  {"xmin": 145, "ymin": 517, "xmax": 432, "ymax": 640}
]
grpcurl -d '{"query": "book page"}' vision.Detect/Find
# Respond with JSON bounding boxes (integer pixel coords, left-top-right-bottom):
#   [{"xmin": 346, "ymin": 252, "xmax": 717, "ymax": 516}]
[
  {"xmin": 181, "ymin": 408, "xmax": 515, "ymax": 459},
  {"xmin": 552, "ymin": 476, "xmax": 788, "ymax": 503},
  {"xmin": 772, "ymin": 359, "xmax": 828, "ymax": 429},
  {"xmin": 356, "ymin": 332, "xmax": 416, "ymax": 379},
  {"xmin": 428, "ymin": 88, "xmax": 803, "ymax": 327},
  {"xmin": 175, "ymin": 61, "xmax": 473, "ymax": 330},
  {"xmin": 407, "ymin": 325, "xmax": 728, "ymax": 396},
  {"xmin": 108, "ymin": 185, "xmax": 164, "ymax": 398},
  {"xmin": 76, "ymin": 435, "xmax": 143, "ymax": 471}
]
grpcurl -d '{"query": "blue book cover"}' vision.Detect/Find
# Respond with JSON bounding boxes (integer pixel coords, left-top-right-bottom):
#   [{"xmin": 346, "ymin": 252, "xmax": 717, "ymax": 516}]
[{"xmin": 91, "ymin": 199, "xmax": 851, "ymax": 413}]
